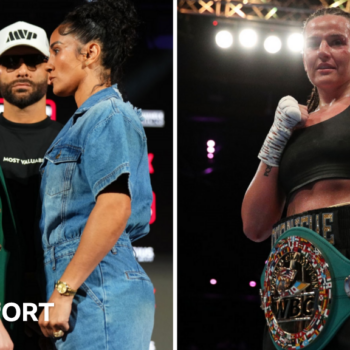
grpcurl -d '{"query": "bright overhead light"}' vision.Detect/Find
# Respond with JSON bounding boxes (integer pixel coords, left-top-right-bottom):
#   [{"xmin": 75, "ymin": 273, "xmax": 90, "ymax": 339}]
[
  {"xmin": 207, "ymin": 140, "xmax": 215, "ymax": 147},
  {"xmin": 215, "ymin": 30, "xmax": 233, "ymax": 49},
  {"xmin": 207, "ymin": 146, "xmax": 215, "ymax": 153},
  {"xmin": 264, "ymin": 35, "xmax": 282, "ymax": 54},
  {"xmin": 287, "ymin": 33, "xmax": 303, "ymax": 53},
  {"xmin": 239, "ymin": 29, "xmax": 257, "ymax": 48}
]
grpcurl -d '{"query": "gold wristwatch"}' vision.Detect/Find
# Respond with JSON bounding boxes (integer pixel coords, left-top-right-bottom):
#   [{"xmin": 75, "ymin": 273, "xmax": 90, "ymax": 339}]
[{"xmin": 55, "ymin": 280, "xmax": 77, "ymax": 296}]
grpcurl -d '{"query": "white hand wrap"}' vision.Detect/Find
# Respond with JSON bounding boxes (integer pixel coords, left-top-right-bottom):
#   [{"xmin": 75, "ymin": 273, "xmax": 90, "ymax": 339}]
[{"xmin": 258, "ymin": 96, "xmax": 301, "ymax": 167}]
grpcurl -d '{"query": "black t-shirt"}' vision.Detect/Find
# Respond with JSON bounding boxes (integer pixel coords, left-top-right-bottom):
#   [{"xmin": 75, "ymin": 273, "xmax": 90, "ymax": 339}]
[{"xmin": 0, "ymin": 113, "xmax": 62, "ymax": 273}]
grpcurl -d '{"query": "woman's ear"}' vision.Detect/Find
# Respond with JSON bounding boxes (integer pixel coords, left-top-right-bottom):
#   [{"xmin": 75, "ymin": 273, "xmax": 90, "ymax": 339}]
[{"xmin": 82, "ymin": 42, "xmax": 101, "ymax": 66}]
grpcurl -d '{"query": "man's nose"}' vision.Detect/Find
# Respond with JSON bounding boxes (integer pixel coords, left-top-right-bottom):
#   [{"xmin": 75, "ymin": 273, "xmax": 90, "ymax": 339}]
[{"xmin": 16, "ymin": 59, "xmax": 29, "ymax": 77}]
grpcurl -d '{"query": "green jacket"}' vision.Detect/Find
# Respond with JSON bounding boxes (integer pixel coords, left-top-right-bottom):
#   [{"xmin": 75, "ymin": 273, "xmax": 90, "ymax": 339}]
[{"xmin": 0, "ymin": 166, "xmax": 24, "ymax": 348}]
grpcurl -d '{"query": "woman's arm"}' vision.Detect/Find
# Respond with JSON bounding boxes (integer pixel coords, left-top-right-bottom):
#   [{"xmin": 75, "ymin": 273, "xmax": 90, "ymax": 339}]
[
  {"xmin": 38, "ymin": 178, "xmax": 131, "ymax": 338},
  {"xmin": 0, "ymin": 320, "xmax": 13, "ymax": 350},
  {"xmin": 241, "ymin": 98, "xmax": 308, "ymax": 242},
  {"xmin": 241, "ymin": 161, "xmax": 285, "ymax": 242}
]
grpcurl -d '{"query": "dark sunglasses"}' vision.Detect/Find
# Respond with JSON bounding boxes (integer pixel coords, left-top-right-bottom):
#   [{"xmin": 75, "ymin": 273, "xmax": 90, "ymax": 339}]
[{"xmin": 0, "ymin": 54, "xmax": 48, "ymax": 71}]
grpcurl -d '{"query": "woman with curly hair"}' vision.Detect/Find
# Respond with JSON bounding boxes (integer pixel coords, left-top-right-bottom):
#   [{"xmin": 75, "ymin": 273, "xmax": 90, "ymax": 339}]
[{"xmin": 37, "ymin": 0, "xmax": 155, "ymax": 348}]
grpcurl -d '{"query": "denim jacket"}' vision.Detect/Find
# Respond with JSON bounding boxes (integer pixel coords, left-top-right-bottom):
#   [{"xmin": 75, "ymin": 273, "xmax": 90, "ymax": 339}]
[{"xmin": 39, "ymin": 85, "xmax": 153, "ymax": 249}]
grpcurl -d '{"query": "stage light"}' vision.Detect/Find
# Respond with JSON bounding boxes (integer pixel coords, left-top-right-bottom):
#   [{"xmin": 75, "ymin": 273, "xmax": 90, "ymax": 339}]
[
  {"xmin": 204, "ymin": 168, "xmax": 213, "ymax": 174},
  {"xmin": 210, "ymin": 279, "xmax": 217, "ymax": 285},
  {"xmin": 207, "ymin": 140, "xmax": 215, "ymax": 147},
  {"xmin": 249, "ymin": 281, "xmax": 257, "ymax": 287},
  {"xmin": 239, "ymin": 29, "xmax": 257, "ymax": 48},
  {"xmin": 287, "ymin": 33, "xmax": 303, "ymax": 53},
  {"xmin": 207, "ymin": 140, "xmax": 216, "ymax": 159},
  {"xmin": 207, "ymin": 146, "xmax": 215, "ymax": 153},
  {"xmin": 264, "ymin": 35, "xmax": 282, "ymax": 54},
  {"xmin": 215, "ymin": 30, "xmax": 233, "ymax": 49}
]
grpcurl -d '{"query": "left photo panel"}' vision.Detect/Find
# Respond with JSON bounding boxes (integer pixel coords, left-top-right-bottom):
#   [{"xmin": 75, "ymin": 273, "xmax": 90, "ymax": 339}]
[{"xmin": 0, "ymin": 1, "xmax": 173, "ymax": 349}]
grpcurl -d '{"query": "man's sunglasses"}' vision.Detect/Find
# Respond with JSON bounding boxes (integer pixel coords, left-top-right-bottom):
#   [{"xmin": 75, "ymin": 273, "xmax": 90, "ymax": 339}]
[{"xmin": 0, "ymin": 54, "xmax": 48, "ymax": 71}]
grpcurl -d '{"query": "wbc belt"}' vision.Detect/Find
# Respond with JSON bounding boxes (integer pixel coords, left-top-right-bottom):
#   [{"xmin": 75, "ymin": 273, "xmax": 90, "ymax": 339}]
[{"xmin": 260, "ymin": 227, "xmax": 350, "ymax": 350}]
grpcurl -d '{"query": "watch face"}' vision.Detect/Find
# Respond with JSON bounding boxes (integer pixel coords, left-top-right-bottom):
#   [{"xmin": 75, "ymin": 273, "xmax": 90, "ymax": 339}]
[{"xmin": 57, "ymin": 283, "xmax": 67, "ymax": 294}]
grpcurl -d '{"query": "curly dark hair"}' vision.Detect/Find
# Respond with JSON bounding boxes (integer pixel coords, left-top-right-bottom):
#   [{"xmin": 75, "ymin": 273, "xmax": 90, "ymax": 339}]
[
  {"xmin": 59, "ymin": 0, "xmax": 139, "ymax": 85},
  {"xmin": 303, "ymin": 8, "xmax": 350, "ymax": 113}
]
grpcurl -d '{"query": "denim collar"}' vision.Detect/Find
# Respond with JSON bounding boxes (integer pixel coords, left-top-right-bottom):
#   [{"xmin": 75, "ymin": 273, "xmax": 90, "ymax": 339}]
[{"xmin": 73, "ymin": 84, "xmax": 123, "ymax": 121}]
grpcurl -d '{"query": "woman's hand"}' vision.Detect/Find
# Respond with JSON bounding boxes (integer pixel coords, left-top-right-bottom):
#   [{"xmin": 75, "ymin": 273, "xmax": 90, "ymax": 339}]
[
  {"xmin": 258, "ymin": 95, "xmax": 301, "ymax": 167},
  {"xmin": 293, "ymin": 104, "xmax": 309, "ymax": 130},
  {"xmin": 0, "ymin": 320, "xmax": 13, "ymax": 350},
  {"xmin": 38, "ymin": 289, "xmax": 73, "ymax": 338}
]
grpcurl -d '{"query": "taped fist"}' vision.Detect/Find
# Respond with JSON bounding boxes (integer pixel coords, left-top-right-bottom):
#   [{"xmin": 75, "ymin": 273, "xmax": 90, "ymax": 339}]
[{"xmin": 258, "ymin": 96, "xmax": 303, "ymax": 167}]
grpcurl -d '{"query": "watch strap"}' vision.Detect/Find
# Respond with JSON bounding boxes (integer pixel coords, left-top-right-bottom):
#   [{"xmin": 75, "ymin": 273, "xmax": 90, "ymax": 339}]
[{"xmin": 55, "ymin": 280, "xmax": 77, "ymax": 296}]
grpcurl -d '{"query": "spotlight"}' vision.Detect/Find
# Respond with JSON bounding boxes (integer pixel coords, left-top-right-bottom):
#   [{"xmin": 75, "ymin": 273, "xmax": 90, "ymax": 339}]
[
  {"xmin": 239, "ymin": 29, "xmax": 257, "ymax": 48},
  {"xmin": 264, "ymin": 35, "xmax": 282, "ymax": 54},
  {"xmin": 215, "ymin": 31, "xmax": 233, "ymax": 49},
  {"xmin": 287, "ymin": 33, "xmax": 303, "ymax": 53},
  {"xmin": 207, "ymin": 140, "xmax": 215, "ymax": 147},
  {"xmin": 207, "ymin": 140, "xmax": 215, "ymax": 159},
  {"xmin": 210, "ymin": 279, "xmax": 217, "ymax": 285},
  {"xmin": 207, "ymin": 146, "xmax": 215, "ymax": 153},
  {"xmin": 249, "ymin": 281, "xmax": 257, "ymax": 288}
]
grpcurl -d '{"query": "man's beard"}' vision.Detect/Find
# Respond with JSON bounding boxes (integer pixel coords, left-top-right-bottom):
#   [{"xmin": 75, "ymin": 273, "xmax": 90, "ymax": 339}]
[{"xmin": 0, "ymin": 78, "xmax": 47, "ymax": 109}]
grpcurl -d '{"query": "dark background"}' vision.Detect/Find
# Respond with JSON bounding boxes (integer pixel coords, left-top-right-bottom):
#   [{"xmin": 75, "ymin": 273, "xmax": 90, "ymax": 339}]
[{"xmin": 178, "ymin": 13, "xmax": 314, "ymax": 350}]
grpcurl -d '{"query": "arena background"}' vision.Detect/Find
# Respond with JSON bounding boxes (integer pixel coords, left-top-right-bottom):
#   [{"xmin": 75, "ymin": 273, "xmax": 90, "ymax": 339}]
[
  {"xmin": 177, "ymin": 1, "xmax": 338, "ymax": 349},
  {"xmin": 0, "ymin": 1, "xmax": 173, "ymax": 349}
]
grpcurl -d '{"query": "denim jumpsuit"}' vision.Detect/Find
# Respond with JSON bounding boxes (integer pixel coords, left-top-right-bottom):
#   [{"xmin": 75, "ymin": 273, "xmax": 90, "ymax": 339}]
[{"xmin": 39, "ymin": 85, "xmax": 155, "ymax": 350}]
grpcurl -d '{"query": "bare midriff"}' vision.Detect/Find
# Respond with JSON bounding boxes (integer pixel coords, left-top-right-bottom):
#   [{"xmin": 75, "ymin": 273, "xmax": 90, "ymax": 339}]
[{"xmin": 287, "ymin": 178, "xmax": 350, "ymax": 216}]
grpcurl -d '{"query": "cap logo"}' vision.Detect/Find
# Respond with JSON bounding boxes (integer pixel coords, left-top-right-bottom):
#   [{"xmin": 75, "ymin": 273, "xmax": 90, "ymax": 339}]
[{"xmin": 6, "ymin": 30, "xmax": 37, "ymax": 43}]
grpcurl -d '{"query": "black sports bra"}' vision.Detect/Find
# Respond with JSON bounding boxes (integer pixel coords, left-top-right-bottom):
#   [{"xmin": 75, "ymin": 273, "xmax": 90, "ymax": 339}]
[{"xmin": 279, "ymin": 105, "xmax": 350, "ymax": 195}]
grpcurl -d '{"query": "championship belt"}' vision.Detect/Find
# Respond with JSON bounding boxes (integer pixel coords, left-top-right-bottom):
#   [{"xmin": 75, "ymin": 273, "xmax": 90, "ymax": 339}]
[{"xmin": 260, "ymin": 227, "xmax": 350, "ymax": 350}]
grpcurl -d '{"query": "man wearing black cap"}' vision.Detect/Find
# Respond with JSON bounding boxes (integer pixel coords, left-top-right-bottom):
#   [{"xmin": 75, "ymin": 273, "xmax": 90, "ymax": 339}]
[{"xmin": 0, "ymin": 21, "xmax": 62, "ymax": 349}]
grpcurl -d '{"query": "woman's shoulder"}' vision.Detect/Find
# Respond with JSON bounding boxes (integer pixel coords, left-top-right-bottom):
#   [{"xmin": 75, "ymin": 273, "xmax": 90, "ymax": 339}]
[
  {"xmin": 304, "ymin": 103, "xmax": 350, "ymax": 128},
  {"xmin": 83, "ymin": 96, "xmax": 146, "ymax": 140}
]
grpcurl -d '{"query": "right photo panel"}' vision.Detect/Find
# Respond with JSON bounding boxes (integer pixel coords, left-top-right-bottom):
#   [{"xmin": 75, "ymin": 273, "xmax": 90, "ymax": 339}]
[{"xmin": 178, "ymin": 1, "xmax": 350, "ymax": 349}]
